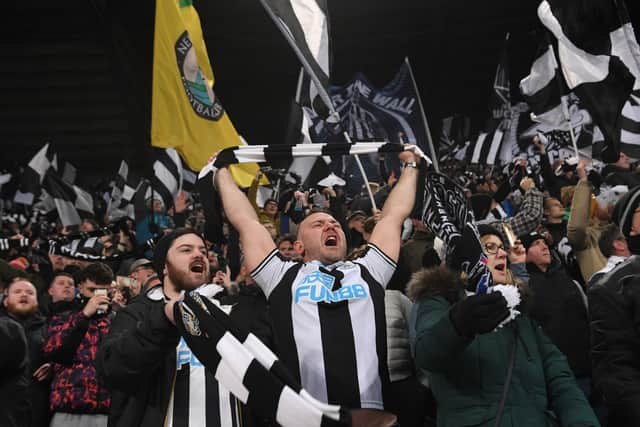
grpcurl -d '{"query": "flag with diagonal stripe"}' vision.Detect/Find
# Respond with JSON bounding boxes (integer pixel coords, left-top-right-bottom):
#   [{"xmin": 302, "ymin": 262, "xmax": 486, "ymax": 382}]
[
  {"xmin": 14, "ymin": 142, "xmax": 57, "ymax": 205},
  {"xmin": 538, "ymin": 0, "xmax": 636, "ymax": 162},
  {"xmin": 152, "ymin": 148, "xmax": 183, "ymax": 212},
  {"xmin": 259, "ymin": 0, "xmax": 332, "ymax": 115},
  {"xmin": 42, "ymin": 169, "xmax": 94, "ymax": 227}
]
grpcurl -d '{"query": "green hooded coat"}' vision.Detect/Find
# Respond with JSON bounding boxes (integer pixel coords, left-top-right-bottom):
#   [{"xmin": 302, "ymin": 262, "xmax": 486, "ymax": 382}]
[{"xmin": 414, "ymin": 296, "xmax": 599, "ymax": 427}]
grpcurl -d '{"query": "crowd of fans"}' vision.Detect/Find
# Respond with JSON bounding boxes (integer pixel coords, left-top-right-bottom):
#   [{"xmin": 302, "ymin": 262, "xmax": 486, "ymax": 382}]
[{"xmin": 1, "ymin": 144, "xmax": 640, "ymax": 427}]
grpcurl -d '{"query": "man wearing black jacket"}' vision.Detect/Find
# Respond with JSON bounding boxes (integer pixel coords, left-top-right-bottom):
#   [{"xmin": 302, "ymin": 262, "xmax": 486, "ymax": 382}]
[
  {"xmin": 589, "ymin": 186, "xmax": 640, "ymax": 425},
  {"xmin": 521, "ymin": 231, "xmax": 592, "ymax": 392},
  {"xmin": 2, "ymin": 278, "xmax": 51, "ymax": 427},
  {"xmin": 97, "ymin": 228, "xmax": 271, "ymax": 427},
  {"xmin": 0, "ymin": 310, "xmax": 29, "ymax": 427},
  {"xmin": 600, "ymin": 151, "xmax": 640, "ymax": 187}
]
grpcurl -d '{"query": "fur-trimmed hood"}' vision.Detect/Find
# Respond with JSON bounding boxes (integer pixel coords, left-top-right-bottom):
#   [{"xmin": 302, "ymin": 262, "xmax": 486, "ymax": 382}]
[
  {"xmin": 407, "ymin": 266, "xmax": 532, "ymax": 313},
  {"xmin": 406, "ymin": 266, "xmax": 465, "ymax": 305}
]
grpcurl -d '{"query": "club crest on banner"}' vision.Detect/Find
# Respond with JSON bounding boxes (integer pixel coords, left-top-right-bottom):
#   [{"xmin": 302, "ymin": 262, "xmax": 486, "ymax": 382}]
[{"xmin": 175, "ymin": 31, "xmax": 224, "ymax": 121}]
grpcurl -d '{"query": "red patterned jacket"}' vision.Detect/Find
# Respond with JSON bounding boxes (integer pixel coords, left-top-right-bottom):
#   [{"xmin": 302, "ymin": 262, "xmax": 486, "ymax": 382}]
[{"xmin": 43, "ymin": 307, "xmax": 111, "ymax": 414}]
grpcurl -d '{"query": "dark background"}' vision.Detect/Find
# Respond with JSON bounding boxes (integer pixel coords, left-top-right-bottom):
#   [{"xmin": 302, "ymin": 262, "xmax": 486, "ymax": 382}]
[{"xmin": 0, "ymin": 0, "xmax": 638, "ymax": 185}]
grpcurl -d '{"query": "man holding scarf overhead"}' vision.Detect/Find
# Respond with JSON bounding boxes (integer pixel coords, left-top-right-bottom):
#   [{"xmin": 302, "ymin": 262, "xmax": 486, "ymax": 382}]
[{"xmin": 213, "ymin": 146, "xmax": 421, "ymax": 411}]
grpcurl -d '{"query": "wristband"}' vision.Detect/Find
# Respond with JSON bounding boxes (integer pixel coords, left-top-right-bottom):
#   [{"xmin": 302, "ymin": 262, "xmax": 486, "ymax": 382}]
[{"xmin": 402, "ymin": 161, "xmax": 418, "ymax": 169}]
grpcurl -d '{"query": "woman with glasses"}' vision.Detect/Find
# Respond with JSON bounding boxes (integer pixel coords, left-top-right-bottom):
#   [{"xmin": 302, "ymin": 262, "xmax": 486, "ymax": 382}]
[
  {"xmin": 408, "ymin": 225, "xmax": 599, "ymax": 427},
  {"xmin": 478, "ymin": 224, "xmax": 529, "ymax": 286}
]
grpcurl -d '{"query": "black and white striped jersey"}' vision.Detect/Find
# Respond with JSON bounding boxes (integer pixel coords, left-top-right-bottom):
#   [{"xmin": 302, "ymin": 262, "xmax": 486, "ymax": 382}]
[
  {"xmin": 251, "ymin": 243, "xmax": 396, "ymax": 410},
  {"xmin": 148, "ymin": 284, "xmax": 242, "ymax": 427},
  {"xmin": 165, "ymin": 337, "xmax": 241, "ymax": 427}
]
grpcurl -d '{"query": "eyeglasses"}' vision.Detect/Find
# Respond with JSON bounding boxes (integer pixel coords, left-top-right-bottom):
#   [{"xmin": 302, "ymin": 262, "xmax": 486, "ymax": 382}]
[{"xmin": 483, "ymin": 242, "xmax": 505, "ymax": 255}]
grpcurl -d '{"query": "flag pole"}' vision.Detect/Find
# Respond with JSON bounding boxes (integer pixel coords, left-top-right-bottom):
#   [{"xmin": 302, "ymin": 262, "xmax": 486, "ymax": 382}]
[
  {"xmin": 405, "ymin": 57, "xmax": 439, "ymax": 172},
  {"xmin": 342, "ymin": 131, "xmax": 378, "ymax": 211},
  {"xmin": 548, "ymin": 42, "xmax": 580, "ymax": 159}
]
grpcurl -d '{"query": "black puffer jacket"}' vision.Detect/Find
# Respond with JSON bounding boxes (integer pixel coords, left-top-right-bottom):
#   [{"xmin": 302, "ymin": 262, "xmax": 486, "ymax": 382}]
[
  {"xmin": 526, "ymin": 260, "xmax": 591, "ymax": 378},
  {"xmin": 601, "ymin": 164, "xmax": 640, "ymax": 187},
  {"xmin": 0, "ymin": 314, "xmax": 30, "ymax": 427},
  {"xmin": 96, "ymin": 284, "xmax": 272, "ymax": 427},
  {"xmin": 11, "ymin": 309, "xmax": 50, "ymax": 427},
  {"xmin": 95, "ymin": 286, "xmax": 179, "ymax": 427},
  {"xmin": 589, "ymin": 256, "xmax": 640, "ymax": 425}
]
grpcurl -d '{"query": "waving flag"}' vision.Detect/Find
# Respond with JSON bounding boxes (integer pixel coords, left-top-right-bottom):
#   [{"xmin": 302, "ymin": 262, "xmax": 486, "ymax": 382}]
[
  {"xmin": 14, "ymin": 143, "xmax": 57, "ymax": 205},
  {"xmin": 489, "ymin": 33, "xmax": 512, "ymax": 125},
  {"xmin": 471, "ymin": 33, "xmax": 512, "ymax": 166},
  {"xmin": 152, "ymin": 148, "xmax": 183, "ymax": 211},
  {"xmin": 259, "ymin": 0, "xmax": 332, "ymax": 114},
  {"xmin": 152, "ymin": 0, "xmax": 260, "ymax": 186},
  {"xmin": 520, "ymin": 41, "xmax": 570, "ymax": 129},
  {"xmin": 538, "ymin": 0, "xmax": 635, "ymax": 162},
  {"xmin": 42, "ymin": 170, "xmax": 94, "ymax": 227},
  {"xmin": 106, "ymin": 161, "xmax": 136, "ymax": 221}
]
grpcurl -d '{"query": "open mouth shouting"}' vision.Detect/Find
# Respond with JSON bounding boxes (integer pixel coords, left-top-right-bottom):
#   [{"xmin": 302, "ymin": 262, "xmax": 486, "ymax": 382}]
[
  {"xmin": 189, "ymin": 260, "xmax": 207, "ymax": 275},
  {"xmin": 323, "ymin": 234, "xmax": 339, "ymax": 247}
]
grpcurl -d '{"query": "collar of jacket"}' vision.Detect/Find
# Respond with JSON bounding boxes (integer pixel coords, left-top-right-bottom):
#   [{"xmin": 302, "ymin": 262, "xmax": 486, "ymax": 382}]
[
  {"xmin": 526, "ymin": 257, "xmax": 562, "ymax": 276},
  {"xmin": 0, "ymin": 306, "xmax": 46, "ymax": 328}
]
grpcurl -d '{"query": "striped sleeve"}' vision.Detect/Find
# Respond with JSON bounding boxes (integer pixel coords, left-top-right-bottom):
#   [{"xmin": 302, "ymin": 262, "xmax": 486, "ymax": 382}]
[
  {"xmin": 251, "ymin": 249, "xmax": 299, "ymax": 298},
  {"xmin": 353, "ymin": 243, "xmax": 397, "ymax": 289}
]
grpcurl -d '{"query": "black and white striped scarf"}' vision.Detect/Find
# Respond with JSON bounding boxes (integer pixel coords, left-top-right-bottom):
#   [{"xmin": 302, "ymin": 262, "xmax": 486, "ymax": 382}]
[
  {"xmin": 208, "ymin": 142, "xmax": 428, "ymax": 170},
  {"xmin": 196, "ymin": 142, "xmax": 430, "ymax": 244},
  {"xmin": 175, "ymin": 290, "xmax": 349, "ymax": 427}
]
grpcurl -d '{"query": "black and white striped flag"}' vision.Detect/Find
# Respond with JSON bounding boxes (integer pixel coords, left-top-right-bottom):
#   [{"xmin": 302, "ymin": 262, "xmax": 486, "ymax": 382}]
[
  {"xmin": 620, "ymin": 90, "xmax": 640, "ymax": 156},
  {"xmin": 469, "ymin": 34, "xmax": 511, "ymax": 166},
  {"xmin": 175, "ymin": 290, "xmax": 348, "ymax": 427},
  {"xmin": 259, "ymin": 0, "xmax": 332, "ymax": 114},
  {"xmin": 520, "ymin": 42, "xmax": 570, "ymax": 129},
  {"xmin": 182, "ymin": 167, "xmax": 197, "ymax": 195},
  {"xmin": 106, "ymin": 161, "xmax": 142, "ymax": 221},
  {"xmin": 469, "ymin": 127, "xmax": 505, "ymax": 166},
  {"xmin": 14, "ymin": 142, "xmax": 58, "ymax": 205},
  {"xmin": 616, "ymin": 0, "xmax": 640, "ymax": 156},
  {"xmin": 42, "ymin": 170, "xmax": 94, "ymax": 227},
  {"xmin": 538, "ymin": 0, "xmax": 636, "ymax": 162},
  {"xmin": 152, "ymin": 148, "xmax": 183, "ymax": 211},
  {"xmin": 439, "ymin": 115, "xmax": 471, "ymax": 162},
  {"xmin": 284, "ymin": 69, "xmax": 333, "ymax": 187}
]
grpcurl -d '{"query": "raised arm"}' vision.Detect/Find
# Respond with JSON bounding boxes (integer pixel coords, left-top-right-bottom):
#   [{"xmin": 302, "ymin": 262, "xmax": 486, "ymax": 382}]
[
  {"xmin": 215, "ymin": 167, "xmax": 276, "ymax": 272},
  {"xmin": 567, "ymin": 162, "xmax": 591, "ymax": 250},
  {"xmin": 369, "ymin": 149, "xmax": 419, "ymax": 262},
  {"xmin": 503, "ymin": 177, "xmax": 544, "ymax": 237}
]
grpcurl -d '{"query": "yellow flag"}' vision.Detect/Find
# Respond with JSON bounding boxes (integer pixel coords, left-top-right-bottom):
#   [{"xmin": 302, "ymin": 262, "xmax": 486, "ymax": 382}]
[{"xmin": 152, "ymin": 0, "xmax": 262, "ymax": 187}]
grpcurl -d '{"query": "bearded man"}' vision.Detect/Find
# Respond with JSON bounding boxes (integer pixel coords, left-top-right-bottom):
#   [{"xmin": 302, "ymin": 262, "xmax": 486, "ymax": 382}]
[
  {"xmin": 2, "ymin": 278, "xmax": 50, "ymax": 426},
  {"xmin": 97, "ymin": 228, "xmax": 270, "ymax": 427}
]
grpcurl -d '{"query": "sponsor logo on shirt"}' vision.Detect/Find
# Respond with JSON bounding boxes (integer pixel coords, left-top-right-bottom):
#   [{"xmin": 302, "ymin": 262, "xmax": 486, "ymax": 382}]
[
  {"xmin": 177, "ymin": 337, "xmax": 203, "ymax": 368},
  {"xmin": 294, "ymin": 270, "xmax": 368, "ymax": 304}
]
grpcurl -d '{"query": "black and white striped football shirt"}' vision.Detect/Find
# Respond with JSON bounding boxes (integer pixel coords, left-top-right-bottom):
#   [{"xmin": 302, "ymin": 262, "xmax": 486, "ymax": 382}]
[
  {"xmin": 251, "ymin": 243, "xmax": 396, "ymax": 409},
  {"xmin": 149, "ymin": 285, "xmax": 242, "ymax": 427}
]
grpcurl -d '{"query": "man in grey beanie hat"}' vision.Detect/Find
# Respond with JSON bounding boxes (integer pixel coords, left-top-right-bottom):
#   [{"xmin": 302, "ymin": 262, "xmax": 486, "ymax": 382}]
[{"xmin": 589, "ymin": 185, "xmax": 640, "ymax": 425}]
